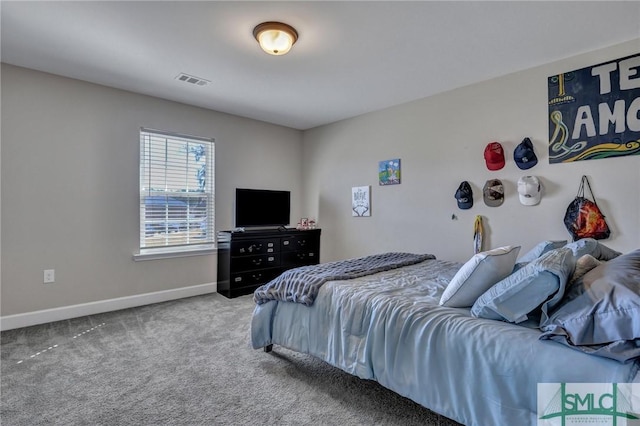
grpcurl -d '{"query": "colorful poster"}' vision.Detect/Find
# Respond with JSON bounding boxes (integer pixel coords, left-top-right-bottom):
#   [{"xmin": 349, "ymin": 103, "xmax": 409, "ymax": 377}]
[
  {"xmin": 548, "ymin": 53, "xmax": 640, "ymax": 163},
  {"xmin": 378, "ymin": 159, "xmax": 401, "ymax": 185}
]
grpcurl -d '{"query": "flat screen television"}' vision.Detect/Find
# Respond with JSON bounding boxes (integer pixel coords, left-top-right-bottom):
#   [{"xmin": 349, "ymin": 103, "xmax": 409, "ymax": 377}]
[{"xmin": 235, "ymin": 188, "xmax": 291, "ymax": 228}]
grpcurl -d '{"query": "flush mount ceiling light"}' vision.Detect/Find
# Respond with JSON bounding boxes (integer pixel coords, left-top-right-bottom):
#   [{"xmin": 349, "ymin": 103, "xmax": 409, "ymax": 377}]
[{"xmin": 253, "ymin": 21, "xmax": 298, "ymax": 56}]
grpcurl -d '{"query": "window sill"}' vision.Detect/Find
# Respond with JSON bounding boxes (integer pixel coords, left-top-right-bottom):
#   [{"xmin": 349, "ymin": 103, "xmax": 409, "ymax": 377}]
[{"xmin": 133, "ymin": 245, "xmax": 217, "ymax": 261}]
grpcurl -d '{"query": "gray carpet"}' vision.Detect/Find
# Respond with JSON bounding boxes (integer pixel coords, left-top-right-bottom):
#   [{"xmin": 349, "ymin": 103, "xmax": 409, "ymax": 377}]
[{"xmin": 1, "ymin": 293, "xmax": 462, "ymax": 425}]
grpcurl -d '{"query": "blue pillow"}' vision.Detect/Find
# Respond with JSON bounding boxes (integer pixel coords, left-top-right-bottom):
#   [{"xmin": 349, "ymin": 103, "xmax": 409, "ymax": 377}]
[
  {"xmin": 471, "ymin": 248, "xmax": 575, "ymax": 323},
  {"xmin": 539, "ymin": 249, "xmax": 640, "ymax": 363},
  {"xmin": 517, "ymin": 240, "xmax": 567, "ymax": 264},
  {"xmin": 564, "ymin": 238, "xmax": 621, "ymax": 260}
]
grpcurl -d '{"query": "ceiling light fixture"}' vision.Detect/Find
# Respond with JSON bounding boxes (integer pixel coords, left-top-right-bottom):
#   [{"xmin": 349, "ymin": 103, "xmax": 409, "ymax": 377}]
[{"xmin": 253, "ymin": 22, "xmax": 298, "ymax": 56}]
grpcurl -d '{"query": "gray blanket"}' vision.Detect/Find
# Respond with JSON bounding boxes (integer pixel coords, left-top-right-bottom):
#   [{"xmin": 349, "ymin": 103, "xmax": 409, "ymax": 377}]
[{"xmin": 253, "ymin": 252, "xmax": 435, "ymax": 306}]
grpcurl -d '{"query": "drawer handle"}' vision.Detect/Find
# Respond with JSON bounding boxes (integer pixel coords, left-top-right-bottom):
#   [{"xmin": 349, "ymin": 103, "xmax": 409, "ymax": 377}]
[{"xmin": 252, "ymin": 259, "xmax": 263, "ymax": 266}]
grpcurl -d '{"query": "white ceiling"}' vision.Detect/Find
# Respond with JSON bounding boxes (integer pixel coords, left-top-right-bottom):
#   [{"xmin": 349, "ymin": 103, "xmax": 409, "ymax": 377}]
[{"xmin": 2, "ymin": 1, "xmax": 639, "ymax": 130}]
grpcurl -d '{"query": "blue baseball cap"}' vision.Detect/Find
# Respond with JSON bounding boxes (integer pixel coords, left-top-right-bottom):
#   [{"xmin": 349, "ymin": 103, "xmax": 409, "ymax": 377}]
[
  {"xmin": 514, "ymin": 137, "xmax": 538, "ymax": 170},
  {"xmin": 455, "ymin": 181, "xmax": 473, "ymax": 209}
]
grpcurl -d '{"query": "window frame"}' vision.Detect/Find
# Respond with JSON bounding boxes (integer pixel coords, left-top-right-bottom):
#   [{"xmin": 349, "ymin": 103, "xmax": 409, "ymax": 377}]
[{"xmin": 134, "ymin": 128, "xmax": 216, "ymax": 261}]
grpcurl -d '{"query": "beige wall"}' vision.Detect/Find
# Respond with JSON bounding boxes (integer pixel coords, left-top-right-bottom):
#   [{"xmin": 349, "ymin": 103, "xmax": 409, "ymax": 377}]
[
  {"xmin": 1, "ymin": 64, "xmax": 303, "ymax": 316},
  {"xmin": 2, "ymin": 40, "xmax": 639, "ymax": 320},
  {"xmin": 302, "ymin": 39, "xmax": 640, "ymax": 263}
]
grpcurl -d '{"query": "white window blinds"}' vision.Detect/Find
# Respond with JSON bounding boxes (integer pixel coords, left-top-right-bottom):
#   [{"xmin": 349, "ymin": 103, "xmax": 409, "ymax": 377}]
[{"xmin": 139, "ymin": 128, "xmax": 215, "ymax": 250}]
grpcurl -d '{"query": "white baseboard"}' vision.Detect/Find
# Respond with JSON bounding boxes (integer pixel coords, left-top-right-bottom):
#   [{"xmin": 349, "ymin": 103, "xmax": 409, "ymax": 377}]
[{"xmin": 0, "ymin": 283, "xmax": 217, "ymax": 331}]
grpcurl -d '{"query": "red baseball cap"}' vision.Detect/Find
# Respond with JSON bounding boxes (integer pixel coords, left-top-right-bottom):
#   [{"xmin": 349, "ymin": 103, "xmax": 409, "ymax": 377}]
[{"xmin": 484, "ymin": 142, "xmax": 505, "ymax": 171}]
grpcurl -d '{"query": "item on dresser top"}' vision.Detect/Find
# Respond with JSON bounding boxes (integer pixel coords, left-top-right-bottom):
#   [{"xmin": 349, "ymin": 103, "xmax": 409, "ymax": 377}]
[
  {"xmin": 454, "ymin": 181, "xmax": 473, "ymax": 209},
  {"xmin": 513, "ymin": 137, "xmax": 538, "ymax": 170},
  {"xmin": 563, "ymin": 175, "xmax": 611, "ymax": 240},
  {"xmin": 483, "ymin": 179, "xmax": 504, "ymax": 207},
  {"xmin": 517, "ymin": 175, "xmax": 541, "ymax": 206},
  {"xmin": 484, "ymin": 142, "xmax": 505, "ymax": 171}
]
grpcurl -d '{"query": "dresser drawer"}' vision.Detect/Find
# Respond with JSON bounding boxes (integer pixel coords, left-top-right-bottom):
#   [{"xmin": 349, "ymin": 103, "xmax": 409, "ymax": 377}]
[
  {"xmin": 281, "ymin": 233, "xmax": 320, "ymax": 252},
  {"xmin": 231, "ymin": 268, "xmax": 282, "ymax": 289},
  {"xmin": 231, "ymin": 253, "xmax": 280, "ymax": 271},
  {"xmin": 281, "ymin": 250, "xmax": 319, "ymax": 267},
  {"xmin": 231, "ymin": 238, "xmax": 279, "ymax": 256}
]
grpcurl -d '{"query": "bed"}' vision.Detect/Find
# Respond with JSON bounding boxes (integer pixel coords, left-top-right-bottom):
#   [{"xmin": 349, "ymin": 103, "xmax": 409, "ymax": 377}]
[{"xmin": 250, "ymin": 240, "xmax": 640, "ymax": 426}]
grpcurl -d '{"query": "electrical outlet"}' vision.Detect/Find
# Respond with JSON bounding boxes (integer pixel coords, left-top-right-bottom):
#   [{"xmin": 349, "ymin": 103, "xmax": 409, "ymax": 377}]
[{"xmin": 44, "ymin": 269, "xmax": 55, "ymax": 284}]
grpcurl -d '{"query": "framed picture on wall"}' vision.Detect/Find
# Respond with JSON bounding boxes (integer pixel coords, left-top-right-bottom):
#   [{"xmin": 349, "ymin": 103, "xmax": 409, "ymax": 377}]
[
  {"xmin": 379, "ymin": 159, "xmax": 401, "ymax": 185},
  {"xmin": 352, "ymin": 186, "xmax": 371, "ymax": 217}
]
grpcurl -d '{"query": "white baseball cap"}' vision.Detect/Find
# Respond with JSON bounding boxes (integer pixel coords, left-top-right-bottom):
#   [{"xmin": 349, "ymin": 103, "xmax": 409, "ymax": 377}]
[{"xmin": 517, "ymin": 176, "xmax": 541, "ymax": 206}]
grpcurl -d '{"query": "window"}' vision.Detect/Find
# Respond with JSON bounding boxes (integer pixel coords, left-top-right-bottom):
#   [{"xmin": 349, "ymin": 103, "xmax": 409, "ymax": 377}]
[{"xmin": 138, "ymin": 128, "xmax": 215, "ymax": 256}]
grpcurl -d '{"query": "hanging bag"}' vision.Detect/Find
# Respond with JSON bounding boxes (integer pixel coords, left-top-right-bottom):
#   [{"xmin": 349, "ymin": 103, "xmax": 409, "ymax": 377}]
[{"xmin": 563, "ymin": 175, "xmax": 611, "ymax": 241}]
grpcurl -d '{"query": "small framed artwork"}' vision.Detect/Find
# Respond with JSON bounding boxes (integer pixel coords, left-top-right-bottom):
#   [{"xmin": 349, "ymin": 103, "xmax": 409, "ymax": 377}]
[
  {"xmin": 379, "ymin": 159, "xmax": 401, "ymax": 185},
  {"xmin": 352, "ymin": 186, "xmax": 371, "ymax": 217},
  {"xmin": 301, "ymin": 218, "xmax": 309, "ymax": 228}
]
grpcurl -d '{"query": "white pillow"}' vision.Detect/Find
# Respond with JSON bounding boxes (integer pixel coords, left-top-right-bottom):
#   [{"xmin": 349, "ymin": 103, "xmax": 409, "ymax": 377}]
[{"xmin": 439, "ymin": 245, "xmax": 521, "ymax": 308}]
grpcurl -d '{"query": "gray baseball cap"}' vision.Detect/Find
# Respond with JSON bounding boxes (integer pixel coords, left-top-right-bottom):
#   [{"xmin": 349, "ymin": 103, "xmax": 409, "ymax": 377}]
[{"xmin": 483, "ymin": 179, "xmax": 504, "ymax": 207}]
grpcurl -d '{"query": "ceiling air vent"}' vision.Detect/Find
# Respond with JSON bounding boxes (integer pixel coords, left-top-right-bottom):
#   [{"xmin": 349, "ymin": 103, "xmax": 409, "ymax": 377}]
[{"xmin": 175, "ymin": 73, "xmax": 210, "ymax": 87}]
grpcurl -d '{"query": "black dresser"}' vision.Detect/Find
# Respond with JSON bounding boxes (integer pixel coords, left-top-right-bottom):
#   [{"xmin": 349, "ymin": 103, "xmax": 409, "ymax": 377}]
[{"xmin": 216, "ymin": 228, "xmax": 321, "ymax": 298}]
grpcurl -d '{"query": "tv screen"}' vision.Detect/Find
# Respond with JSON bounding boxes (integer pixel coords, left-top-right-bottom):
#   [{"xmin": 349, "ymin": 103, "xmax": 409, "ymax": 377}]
[{"xmin": 235, "ymin": 188, "xmax": 291, "ymax": 228}]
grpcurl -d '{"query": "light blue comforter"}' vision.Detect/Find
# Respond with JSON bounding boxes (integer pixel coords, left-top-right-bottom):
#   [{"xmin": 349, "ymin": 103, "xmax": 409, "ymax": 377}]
[{"xmin": 251, "ymin": 259, "xmax": 640, "ymax": 426}]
